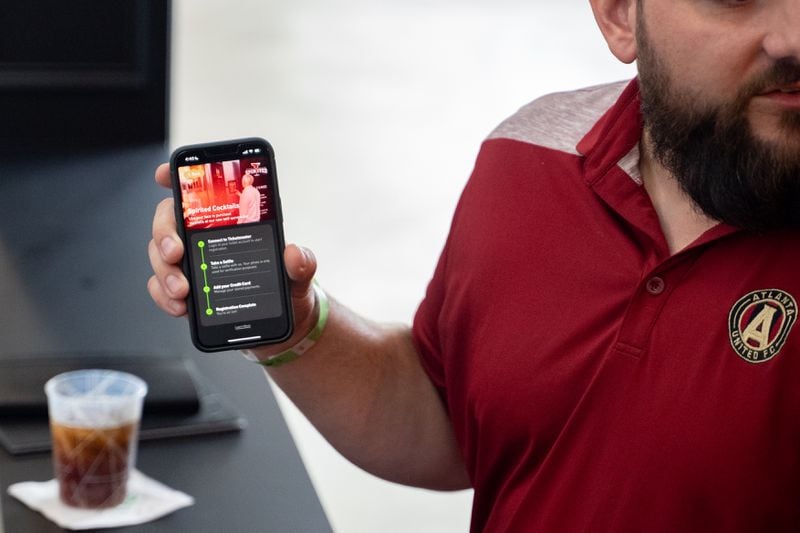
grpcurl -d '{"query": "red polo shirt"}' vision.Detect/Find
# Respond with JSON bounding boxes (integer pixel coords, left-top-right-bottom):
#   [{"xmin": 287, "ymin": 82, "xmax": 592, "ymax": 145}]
[{"xmin": 413, "ymin": 79, "xmax": 800, "ymax": 532}]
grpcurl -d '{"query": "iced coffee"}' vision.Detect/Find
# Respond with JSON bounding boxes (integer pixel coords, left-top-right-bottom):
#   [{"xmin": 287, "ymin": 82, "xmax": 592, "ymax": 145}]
[{"xmin": 45, "ymin": 370, "xmax": 147, "ymax": 509}]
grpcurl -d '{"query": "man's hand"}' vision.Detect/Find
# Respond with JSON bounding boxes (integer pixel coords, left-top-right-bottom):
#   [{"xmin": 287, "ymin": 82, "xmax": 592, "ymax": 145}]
[{"xmin": 146, "ymin": 162, "xmax": 320, "ymax": 358}]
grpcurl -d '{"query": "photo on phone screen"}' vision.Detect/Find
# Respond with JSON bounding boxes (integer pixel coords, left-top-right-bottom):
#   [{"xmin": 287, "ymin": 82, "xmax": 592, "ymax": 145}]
[{"xmin": 170, "ymin": 138, "xmax": 293, "ymax": 352}]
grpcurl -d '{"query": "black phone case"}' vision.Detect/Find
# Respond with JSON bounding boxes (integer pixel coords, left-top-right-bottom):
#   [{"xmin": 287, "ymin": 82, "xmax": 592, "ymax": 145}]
[{"xmin": 169, "ymin": 137, "xmax": 293, "ymax": 352}]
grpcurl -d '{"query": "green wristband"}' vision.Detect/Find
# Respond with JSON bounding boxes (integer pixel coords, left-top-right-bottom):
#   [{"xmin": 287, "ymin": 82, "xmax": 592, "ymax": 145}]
[{"xmin": 258, "ymin": 282, "xmax": 329, "ymax": 367}]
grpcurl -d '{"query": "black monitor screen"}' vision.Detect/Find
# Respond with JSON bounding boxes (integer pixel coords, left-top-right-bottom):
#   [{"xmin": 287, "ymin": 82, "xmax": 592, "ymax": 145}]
[
  {"xmin": 0, "ymin": 1, "xmax": 138, "ymax": 67},
  {"xmin": 0, "ymin": 0, "xmax": 167, "ymax": 151}
]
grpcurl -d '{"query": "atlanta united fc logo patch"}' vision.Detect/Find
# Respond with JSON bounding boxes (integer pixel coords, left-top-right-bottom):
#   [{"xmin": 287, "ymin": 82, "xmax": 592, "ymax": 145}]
[{"xmin": 729, "ymin": 289, "xmax": 797, "ymax": 364}]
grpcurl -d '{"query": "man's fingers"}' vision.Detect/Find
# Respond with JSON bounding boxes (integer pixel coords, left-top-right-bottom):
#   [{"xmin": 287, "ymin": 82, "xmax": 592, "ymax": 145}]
[
  {"xmin": 147, "ymin": 274, "xmax": 187, "ymax": 317},
  {"xmin": 149, "ymin": 163, "xmax": 188, "ymax": 317},
  {"xmin": 285, "ymin": 243, "xmax": 319, "ymax": 331},
  {"xmin": 148, "ymin": 239, "xmax": 189, "ymax": 299},
  {"xmin": 152, "ymin": 197, "xmax": 184, "ymax": 264},
  {"xmin": 285, "ymin": 244, "xmax": 317, "ymax": 298},
  {"xmin": 155, "ymin": 162, "xmax": 171, "ymax": 188}
]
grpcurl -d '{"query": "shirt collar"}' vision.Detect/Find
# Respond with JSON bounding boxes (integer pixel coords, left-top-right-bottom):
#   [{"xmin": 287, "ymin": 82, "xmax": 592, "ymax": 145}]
[{"xmin": 575, "ymin": 78, "xmax": 739, "ymax": 256}]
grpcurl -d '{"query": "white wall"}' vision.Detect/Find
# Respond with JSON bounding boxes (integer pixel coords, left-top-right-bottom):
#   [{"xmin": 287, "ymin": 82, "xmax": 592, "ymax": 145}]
[{"xmin": 170, "ymin": 2, "xmax": 636, "ymax": 531}]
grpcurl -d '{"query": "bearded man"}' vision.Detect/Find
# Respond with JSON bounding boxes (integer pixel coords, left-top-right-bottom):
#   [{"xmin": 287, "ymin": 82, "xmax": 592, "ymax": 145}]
[{"xmin": 148, "ymin": 0, "xmax": 800, "ymax": 530}]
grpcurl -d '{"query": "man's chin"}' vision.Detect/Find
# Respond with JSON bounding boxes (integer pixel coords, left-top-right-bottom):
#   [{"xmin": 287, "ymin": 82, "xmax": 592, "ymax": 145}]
[{"xmin": 747, "ymin": 110, "xmax": 800, "ymax": 147}]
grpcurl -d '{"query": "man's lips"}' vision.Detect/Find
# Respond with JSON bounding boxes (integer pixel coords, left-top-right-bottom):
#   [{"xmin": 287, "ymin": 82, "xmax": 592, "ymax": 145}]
[{"xmin": 756, "ymin": 82, "xmax": 800, "ymax": 108}]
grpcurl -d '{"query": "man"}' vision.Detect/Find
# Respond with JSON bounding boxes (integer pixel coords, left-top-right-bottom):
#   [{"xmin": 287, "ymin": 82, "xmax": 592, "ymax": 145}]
[
  {"xmin": 236, "ymin": 174, "xmax": 261, "ymax": 224},
  {"xmin": 148, "ymin": 0, "xmax": 800, "ymax": 530}
]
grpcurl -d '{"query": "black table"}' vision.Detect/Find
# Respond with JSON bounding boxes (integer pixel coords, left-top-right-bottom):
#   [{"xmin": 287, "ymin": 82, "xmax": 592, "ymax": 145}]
[{"xmin": 0, "ymin": 146, "xmax": 331, "ymax": 532}]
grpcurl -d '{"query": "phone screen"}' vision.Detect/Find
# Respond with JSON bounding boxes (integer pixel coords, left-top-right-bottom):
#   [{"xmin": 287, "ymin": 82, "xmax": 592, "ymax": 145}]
[{"xmin": 171, "ymin": 138, "xmax": 292, "ymax": 351}]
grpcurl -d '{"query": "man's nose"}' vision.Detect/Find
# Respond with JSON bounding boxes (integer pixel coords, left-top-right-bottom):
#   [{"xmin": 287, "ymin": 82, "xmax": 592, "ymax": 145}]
[{"xmin": 762, "ymin": 0, "xmax": 800, "ymax": 61}]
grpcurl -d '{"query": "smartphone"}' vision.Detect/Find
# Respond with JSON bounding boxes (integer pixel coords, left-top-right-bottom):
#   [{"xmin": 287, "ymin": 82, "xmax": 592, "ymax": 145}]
[{"xmin": 170, "ymin": 138, "xmax": 293, "ymax": 352}]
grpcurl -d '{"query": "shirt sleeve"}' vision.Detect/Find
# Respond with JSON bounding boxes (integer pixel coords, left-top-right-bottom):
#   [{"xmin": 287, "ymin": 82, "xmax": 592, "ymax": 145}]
[
  {"xmin": 411, "ymin": 140, "xmax": 490, "ymax": 400},
  {"xmin": 412, "ymin": 236, "xmax": 451, "ymax": 395}
]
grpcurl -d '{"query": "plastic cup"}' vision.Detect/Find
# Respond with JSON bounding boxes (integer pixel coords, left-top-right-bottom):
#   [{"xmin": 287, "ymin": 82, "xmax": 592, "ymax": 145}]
[{"xmin": 45, "ymin": 369, "xmax": 147, "ymax": 509}]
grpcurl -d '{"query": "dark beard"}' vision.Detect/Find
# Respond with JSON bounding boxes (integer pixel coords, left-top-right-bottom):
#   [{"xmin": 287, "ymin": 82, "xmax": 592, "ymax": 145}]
[{"xmin": 636, "ymin": 18, "xmax": 800, "ymax": 233}]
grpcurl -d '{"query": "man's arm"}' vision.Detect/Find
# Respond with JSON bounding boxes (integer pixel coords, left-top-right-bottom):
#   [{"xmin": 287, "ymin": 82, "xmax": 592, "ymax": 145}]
[
  {"xmin": 147, "ymin": 164, "xmax": 470, "ymax": 490},
  {"xmin": 264, "ymin": 299, "xmax": 469, "ymax": 489}
]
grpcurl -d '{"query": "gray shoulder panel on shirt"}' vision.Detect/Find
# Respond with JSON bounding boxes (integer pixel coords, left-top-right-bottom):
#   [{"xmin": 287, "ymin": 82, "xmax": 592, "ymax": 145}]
[{"xmin": 487, "ymin": 81, "xmax": 629, "ymax": 155}]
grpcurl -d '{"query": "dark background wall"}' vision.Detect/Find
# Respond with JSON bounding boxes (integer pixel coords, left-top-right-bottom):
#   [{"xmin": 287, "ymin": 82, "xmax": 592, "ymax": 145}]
[{"xmin": 0, "ymin": 0, "xmax": 169, "ymax": 153}]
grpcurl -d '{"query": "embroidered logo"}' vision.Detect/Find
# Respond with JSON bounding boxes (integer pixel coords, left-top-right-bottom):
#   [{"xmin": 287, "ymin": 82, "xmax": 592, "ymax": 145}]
[{"xmin": 729, "ymin": 289, "xmax": 797, "ymax": 364}]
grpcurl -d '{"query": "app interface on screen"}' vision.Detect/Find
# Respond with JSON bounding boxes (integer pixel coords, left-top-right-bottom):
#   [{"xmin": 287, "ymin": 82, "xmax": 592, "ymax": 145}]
[{"xmin": 178, "ymin": 156, "xmax": 283, "ymax": 328}]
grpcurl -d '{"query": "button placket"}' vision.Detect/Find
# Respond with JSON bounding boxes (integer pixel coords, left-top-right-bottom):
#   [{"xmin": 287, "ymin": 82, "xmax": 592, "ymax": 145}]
[{"xmin": 614, "ymin": 258, "xmax": 698, "ymax": 356}]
